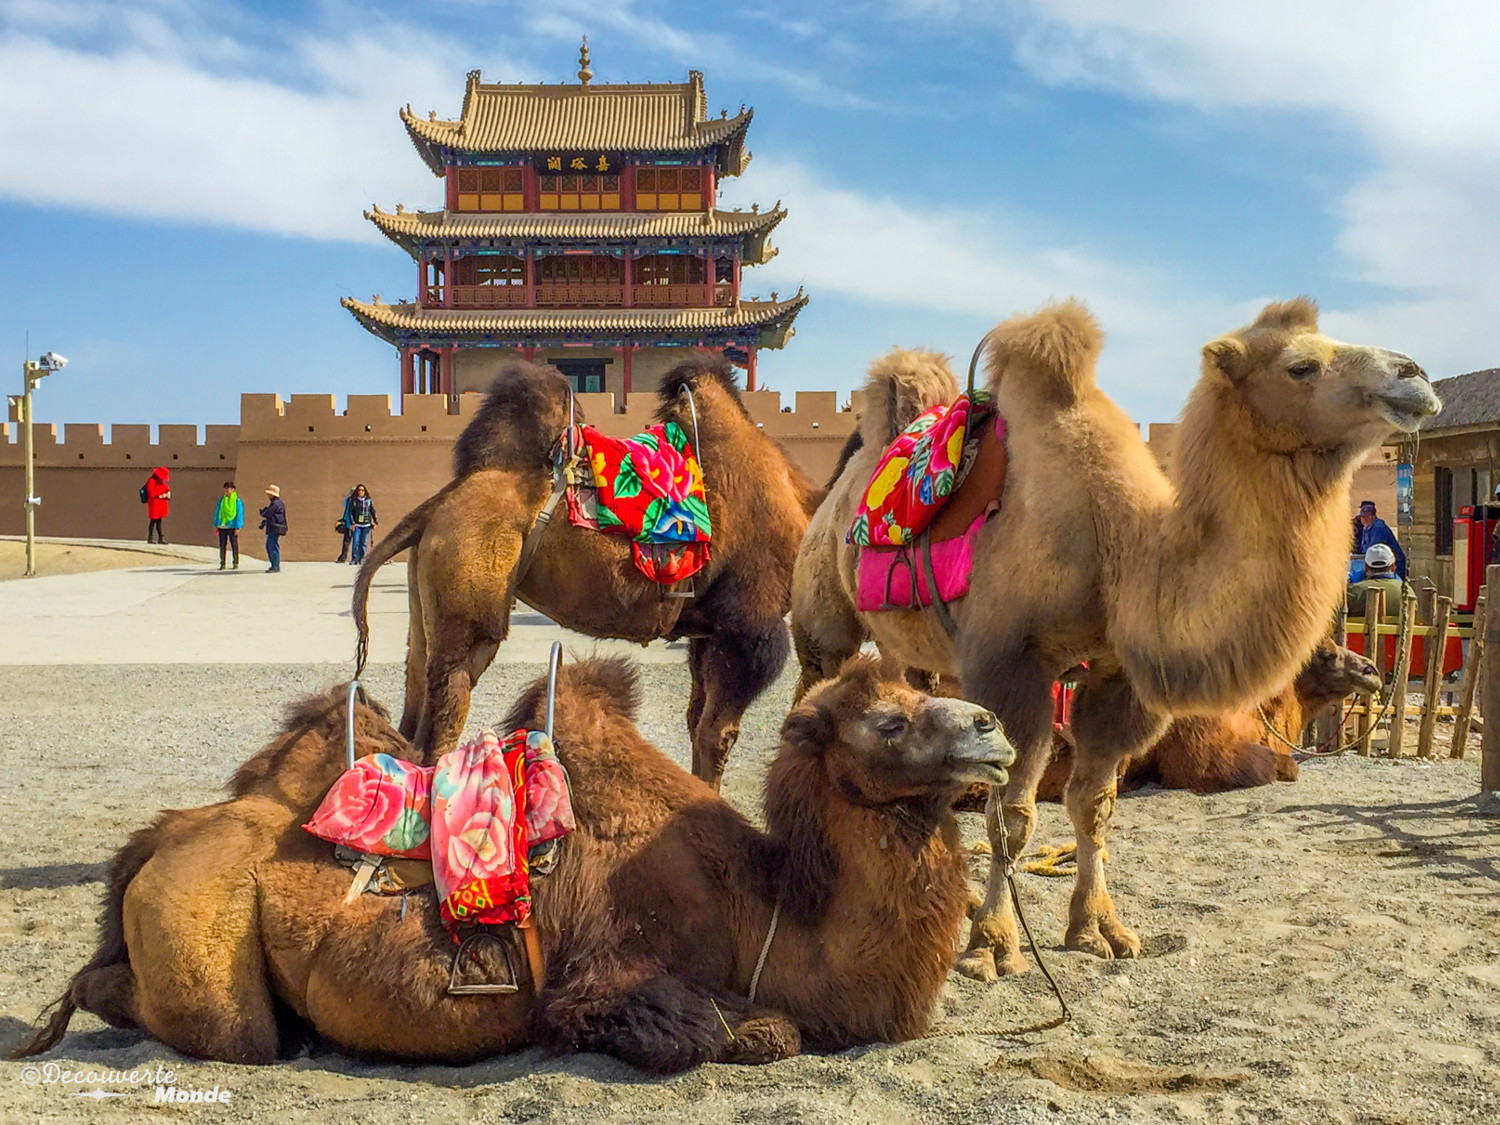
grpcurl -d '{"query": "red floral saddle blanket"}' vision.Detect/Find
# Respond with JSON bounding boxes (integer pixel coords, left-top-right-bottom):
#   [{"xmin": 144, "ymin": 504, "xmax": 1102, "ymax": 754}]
[
  {"xmin": 304, "ymin": 729, "xmax": 575, "ymax": 934},
  {"xmin": 849, "ymin": 394, "xmax": 1009, "ymax": 613},
  {"xmin": 565, "ymin": 421, "xmax": 712, "ymax": 585}
]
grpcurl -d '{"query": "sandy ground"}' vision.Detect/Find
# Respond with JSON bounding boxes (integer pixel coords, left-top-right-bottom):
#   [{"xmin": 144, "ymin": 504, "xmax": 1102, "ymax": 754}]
[
  {"xmin": 0, "ymin": 541, "xmax": 212, "ymax": 582},
  {"xmin": 0, "ymin": 661, "xmax": 1496, "ymax": 1124}
]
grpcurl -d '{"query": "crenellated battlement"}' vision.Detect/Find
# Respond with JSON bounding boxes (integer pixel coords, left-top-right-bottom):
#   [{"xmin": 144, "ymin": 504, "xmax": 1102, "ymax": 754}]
[{"xmin": 0, "ymin": 420, "xmax": 240, "ymax": 467}]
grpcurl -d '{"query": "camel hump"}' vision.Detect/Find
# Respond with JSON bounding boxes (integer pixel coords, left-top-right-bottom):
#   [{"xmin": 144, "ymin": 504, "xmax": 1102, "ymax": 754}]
[
  {"xmin": 655, "ymin": 351, "xmax": 745, "ymax": 417},
  {"xmin": 983, "ymin": 298, "xmax": 1103, "ymax": 404},
  {"xmin": 857, "ymin": 348, "xmax": 960, "ymax": 450},
  {"xmin": 453, "ymin": 360, "xmax": 575, "ymax": 478},
  {"xmin": 500, "ymin": 655, "xmax": 643, "ymax": 735}
]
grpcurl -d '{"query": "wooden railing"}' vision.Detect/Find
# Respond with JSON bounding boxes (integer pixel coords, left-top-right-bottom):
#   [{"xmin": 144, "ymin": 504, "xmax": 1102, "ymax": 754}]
[
  {"xmin": 535, "ymin": 284, "xmax": 624, "ymax": 308},
  {"xmin": 449, "ymin": 285, "xmax": 528, "ymax": 309},
  {"xmin": 632, "ymin": 284, "xmax": 737, "ymax": 308}
]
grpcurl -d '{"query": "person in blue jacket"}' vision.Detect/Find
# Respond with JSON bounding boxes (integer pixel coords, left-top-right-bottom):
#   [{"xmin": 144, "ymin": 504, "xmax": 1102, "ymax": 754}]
[
  {"xmin": 213, "ymin": 480, "xmax": 245, "ymax": 570},
  {"xmin": 1352, "ymin": 500, "xmax": 1405, "ymax": 578}
]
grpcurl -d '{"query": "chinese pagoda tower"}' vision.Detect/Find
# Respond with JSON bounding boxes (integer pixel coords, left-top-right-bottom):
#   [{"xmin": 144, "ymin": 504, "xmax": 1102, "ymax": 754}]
[{"xmin": 343, "ymin": 42, "xmax": 806, "ymax": 404}]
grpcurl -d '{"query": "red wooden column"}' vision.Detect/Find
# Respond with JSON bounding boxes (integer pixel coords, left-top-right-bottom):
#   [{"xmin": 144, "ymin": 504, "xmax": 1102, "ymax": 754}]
[
  {"xmin": 733, "ymin": 256, "xmax": 742, "ymax": 303},
  {"xmin": 440, "ymin": 348, "xmax": 455, "ymax": 400},
  {"xmin": 622, "ymin": 344, "xmax": 634, "ymax": 400},
  {"xmin": 523, "ymin": 166, "xmax": 539, "ymax": 211},
  {"xmin": 703, "ymin": 165, "xmax": 715, "ymax": 208},
  {"xmin": 445, "ymin": 167, "xmax": 458, "ymax": 211},
  {"xmin": 443, "ymin": 252, "xmax": 454, "ymax": 308},
  {"xmin": 702, "ymin": 252, "xmax": 714, "ymax": 307},
  {"xmin": 526, "ymin": 250, "xmax": 537, "ymax": 309},
  {"xmin": 746, "ymin": 348, "xmax": 758, "ymax": 391},
  {"xmin": 622, "ymin": 253, "xmax": 633, "ymax": 307},
  {"xmin": 622, "ymin": 165, "xmax": 637, "ymax": 210},
  {"xmin": 400, "ymin": 347, "xmax": 415, "ymax": 395}
]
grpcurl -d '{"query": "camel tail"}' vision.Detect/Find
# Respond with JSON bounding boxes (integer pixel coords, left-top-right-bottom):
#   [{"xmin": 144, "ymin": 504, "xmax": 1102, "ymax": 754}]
[
  {"xmin": 9, "ymin": 820, "xmax": 161, "ymax": 1058},
  {"xmin": 983, "ymin": 299, "xmax": 1103, "ymax": 404},
  {"xmin": 351, "ymin": 483, "xmax": 457, "ymax": 670},
  {"xmin": 857, "ymin": 348, "xmax": 961, "ymax": 453}
]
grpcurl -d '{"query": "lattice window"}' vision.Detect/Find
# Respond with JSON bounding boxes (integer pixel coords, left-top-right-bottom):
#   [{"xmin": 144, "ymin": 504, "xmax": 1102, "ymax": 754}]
[
  {"xmin": 634, "ymin": 254, "xmax": 706, "ymax": 286},
  {"xmin": 538, "ymin": 174, "xmax": 620, "ymax": 212},
  {"xmin": 452, "ymin": 255, "xmax": 526, "ymax": 286},
  {"xmin": 455, "ymin": 168, "xmax": 524, "ymax": 212},
  {"xmin": 634, "ymin": 166, "xmax": 704, "ymax": 211},
  {"xmin": 537, "ymin": 256, "xmax": 624, "ymax": 284}
]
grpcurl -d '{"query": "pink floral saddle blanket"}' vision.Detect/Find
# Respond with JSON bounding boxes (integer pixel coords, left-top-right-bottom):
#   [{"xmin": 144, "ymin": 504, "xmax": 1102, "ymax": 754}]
[
  {"xmin": 564, "ymin": 421, "xmax": 712, "ymax": 585},
  {"xmin": 304, "ymin": 729, "xmax": 574, "ymax": 934}
]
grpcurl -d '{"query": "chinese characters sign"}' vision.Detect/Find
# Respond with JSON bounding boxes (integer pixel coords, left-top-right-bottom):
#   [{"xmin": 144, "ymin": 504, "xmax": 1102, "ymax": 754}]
[{"xmin": 533, "ymin": 152, "xmax": 624, "ymax": 175}]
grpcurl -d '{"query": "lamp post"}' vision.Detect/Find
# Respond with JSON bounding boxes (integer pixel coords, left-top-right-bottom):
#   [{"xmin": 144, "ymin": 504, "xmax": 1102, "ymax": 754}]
[{"xmin": 12, "ymin": 351, "xmax": 67, "ymax": 577}]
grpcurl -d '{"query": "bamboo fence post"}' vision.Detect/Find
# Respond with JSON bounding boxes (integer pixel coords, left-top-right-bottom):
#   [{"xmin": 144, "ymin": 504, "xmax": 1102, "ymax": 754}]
[
  {"xmin": 1386, "ymin": 588, "xmax": 1418, "ymax": 759},
  {"xmin": 1315, "ymin": 606, "xmax": 1348, "ymax": 749},
  {"xmin": 1483, "ymin": 566, "xmax": 1500, "ymax": 791},
  {"xmin": 1358, "ymin": 587, "xmax": 1386, "ymax": 757},
  {"xmin": 1417, "ymin": 594, "xmax": 1453, "ymax": 759},
  {"xmin": 1450, "ymin": 586, "xmax": 1487, "ymax": 758}
]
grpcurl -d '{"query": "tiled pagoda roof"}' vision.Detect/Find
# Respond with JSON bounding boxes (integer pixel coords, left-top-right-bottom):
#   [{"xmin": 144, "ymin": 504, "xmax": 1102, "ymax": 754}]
[
  {"xmin": 365, "ymin": 206, "xmax": 784, "ymax": 263},
  {"xmin": 342, "ymin": 293, "xmax": 806, "ymax": 350},
  {"xmin": 402, "ymin": 69, "xmax": 751, "ymax": 176}
]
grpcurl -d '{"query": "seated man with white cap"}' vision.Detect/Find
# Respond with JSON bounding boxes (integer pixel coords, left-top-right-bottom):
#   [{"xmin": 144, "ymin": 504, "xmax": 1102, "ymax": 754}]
[{"xmin": 1347, "ymin": 543, "xmax": 1403, "ymax": 621}]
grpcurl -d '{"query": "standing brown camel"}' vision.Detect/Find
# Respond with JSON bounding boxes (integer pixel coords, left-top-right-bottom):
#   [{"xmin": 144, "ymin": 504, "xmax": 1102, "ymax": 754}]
[
  {"xmin": 353, "ymin": 353, "xmax": 816, "ymax": 784},
  {"xmin": 1036, "ymin": 639, "xmax": 1382, "ymax": 799},
  {"xmin": 12, "ymin": 657, "xmax": 1013, "ymax": 1072},
  {"xmin": 792, "ymin": 298, "xmax": 1440, "ymax": 979}
]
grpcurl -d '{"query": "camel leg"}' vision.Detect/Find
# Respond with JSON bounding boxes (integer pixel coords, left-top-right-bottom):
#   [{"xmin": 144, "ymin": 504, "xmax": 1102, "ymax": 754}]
[
  {"xmin": 790, "ymin": 599, "xmax": 863, "ymax": 703},
  {"xmin": 398, "ymin": 544, "xmax": 426, "ymax": 741},
  {"xmin": 1063, "ymin": 671, "xmax": 1168, "ymax": 959},
  {"xmin": 413, "ymin": 631, "xmax": 502, "ymax": 763},
  {"xmin": 687, "ymin": 619, "xmax": 789, "ymax": 789},
  {"xmin": 956, "ymin": 639, "xmax": 1056, "ymax": 980}
]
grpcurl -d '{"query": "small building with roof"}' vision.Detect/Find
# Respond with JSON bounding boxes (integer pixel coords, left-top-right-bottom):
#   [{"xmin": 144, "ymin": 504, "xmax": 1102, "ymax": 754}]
[
  {"xmin": 343, "ymin": 42, "xmax": 806, "ymax": 406},
  {"xmin": 1402, "ymin": 366, "xmax": 1500, "ymax": 598}
]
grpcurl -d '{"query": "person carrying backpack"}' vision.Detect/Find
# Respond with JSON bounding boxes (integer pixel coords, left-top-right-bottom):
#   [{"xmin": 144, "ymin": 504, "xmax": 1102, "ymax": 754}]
[
  {"xmin": 143, "ymin": 467, "xmax": 171, "ymax": 544},
  {"xmin": 259, "ymin": 485, "xmax": 288, "ymax": 573},
  {"xmin": 347, "ymin": 484, "xmax": 377, "ymax": 565}
]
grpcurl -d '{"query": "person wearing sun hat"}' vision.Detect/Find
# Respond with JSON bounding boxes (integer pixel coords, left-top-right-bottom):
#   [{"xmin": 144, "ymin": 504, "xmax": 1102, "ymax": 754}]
[{"xmin": 259, "ymin": 485, "xmax": 288, "ymax": 573}]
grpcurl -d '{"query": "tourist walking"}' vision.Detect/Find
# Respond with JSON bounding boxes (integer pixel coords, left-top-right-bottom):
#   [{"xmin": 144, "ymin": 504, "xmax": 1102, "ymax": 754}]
[
  {"xmin": 260, "ymin": 485, "xmax": 288, "ymax": 573},
  {"xmin": 348, "ymin": 484, "xmax": 377, "ymax": 565},
  {"xmin": 143, "ymin": 467, "xmax": 171, "ymax": 544},
  {"xmin": 213, "ymin": 481, "xmax": 244, "ymax": 570},
  {"xmin": 334, "ymin": 486, "xmax": 356, "ymax": 563}
]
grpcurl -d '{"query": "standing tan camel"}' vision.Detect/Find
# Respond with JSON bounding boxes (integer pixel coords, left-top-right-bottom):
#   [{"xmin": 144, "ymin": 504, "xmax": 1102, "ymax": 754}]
[
  {"xmin": 13, "ymin": 657, "xmax": 1013, "ymax": 1071},
  {"xmin": 792, "ymin": 298, "xmax": 1440, "ymax": 978},
  {"xmin": 353, "ymin": 353, "xmax": 816, "ymax": 784}
]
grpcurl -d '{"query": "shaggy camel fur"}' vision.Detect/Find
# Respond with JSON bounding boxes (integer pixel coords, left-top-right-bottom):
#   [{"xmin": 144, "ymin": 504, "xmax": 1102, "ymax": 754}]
[
  {"xmin": 353, "ymin": 353, "xmax": 817, "ymax": 784},
  {"xmin": 1036, "ymin": 640, "xmax": 1381, "ymax": 799},
  {"xmin": 14, "ymin": 657, "xmax": 1013, "ymax": 1072},
  {"xmin": 791, "ymin": 298, "xmax": 1440, "ymax": 979}
]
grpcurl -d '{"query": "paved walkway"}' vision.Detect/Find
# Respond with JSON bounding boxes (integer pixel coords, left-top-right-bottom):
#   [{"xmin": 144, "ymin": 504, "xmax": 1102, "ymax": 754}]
[{"xmin": 2, "ymin": 539, "xmax": 687, "ymax": 665}]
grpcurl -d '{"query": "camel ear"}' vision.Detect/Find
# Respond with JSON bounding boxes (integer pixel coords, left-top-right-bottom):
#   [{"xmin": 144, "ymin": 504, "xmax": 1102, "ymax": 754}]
[{"xmin": 1202, "ymin": 336, "xmax": 1250, "ymax": 382}]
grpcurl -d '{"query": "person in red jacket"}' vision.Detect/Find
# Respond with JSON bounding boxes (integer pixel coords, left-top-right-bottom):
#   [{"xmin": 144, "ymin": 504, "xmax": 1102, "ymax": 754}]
[{"xmin": 145, "ymin": 467, "xmax": 171, "ymax": 544}]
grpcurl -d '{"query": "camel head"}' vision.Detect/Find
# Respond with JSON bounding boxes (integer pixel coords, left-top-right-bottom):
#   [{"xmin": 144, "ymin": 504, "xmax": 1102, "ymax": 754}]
[
  {"xmin": 1200, "ymin": 298, "xmax": 1441, "ymax": 457},
  {"xmin": 783, "ymin": 657, "xmax": 1016, "ymax": 805},
  {"xmin": 1293, "ymin": 640, "xmax": 1381, "ymax": 710}
]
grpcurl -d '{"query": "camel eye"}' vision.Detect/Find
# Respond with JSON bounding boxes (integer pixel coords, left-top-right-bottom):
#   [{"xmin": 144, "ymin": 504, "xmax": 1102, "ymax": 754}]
[
  {"xmin": 1288, "ymin": 360, "xmax": 1319, "ymax": 380},
  {"xmin": 873, "ymin": 714, "xmax": 908, "ymax": 740}
]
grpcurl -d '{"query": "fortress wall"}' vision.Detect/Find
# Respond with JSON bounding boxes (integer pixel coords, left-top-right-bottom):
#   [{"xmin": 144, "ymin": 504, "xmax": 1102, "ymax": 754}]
[
  {"xmin": 0, "ymin": 422, "xmax": 240, "ymax": 546},
  {"xmin": 1, "ymin": 389, "xmax": 860, "ymax": 561}
]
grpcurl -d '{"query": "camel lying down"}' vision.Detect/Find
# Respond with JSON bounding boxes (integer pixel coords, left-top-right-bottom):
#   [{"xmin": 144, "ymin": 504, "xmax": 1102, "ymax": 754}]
[{"xmin": 13, "ymin": 657, "xmax": 1013, "ymax": 1073}]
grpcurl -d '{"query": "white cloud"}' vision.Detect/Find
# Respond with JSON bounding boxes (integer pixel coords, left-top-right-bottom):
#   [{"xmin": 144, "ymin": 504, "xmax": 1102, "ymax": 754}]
[{"xmin": 903, "ymin": 0, "xmax": 1500, "ymax": 378}]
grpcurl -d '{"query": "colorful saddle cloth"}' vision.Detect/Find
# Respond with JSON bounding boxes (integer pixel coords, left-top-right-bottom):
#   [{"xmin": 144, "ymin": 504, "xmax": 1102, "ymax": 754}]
[
  {"xmin": 565, "ymin": 421, "xmax": 713, "ymax": 584},
  {"xmin": 304, "ymin": 729, "xmax": 575, "ymax": 933},
  {"xmin": 848, "ymin": 391, "xmax": 995, "ymax": 548}
]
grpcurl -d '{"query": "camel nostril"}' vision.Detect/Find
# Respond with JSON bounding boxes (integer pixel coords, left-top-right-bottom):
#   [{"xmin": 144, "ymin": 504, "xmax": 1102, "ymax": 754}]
[
  {"xmin": 974, "ymin": 712, "xmax": 997, "ymax": 734},
  {"xmin": 1362, "ymin": 663, "xmax": 1376, "ymax": 676},
  {"xmin": 1398, "ymin": 359, "xmax": 1427, "ymax": 381}
]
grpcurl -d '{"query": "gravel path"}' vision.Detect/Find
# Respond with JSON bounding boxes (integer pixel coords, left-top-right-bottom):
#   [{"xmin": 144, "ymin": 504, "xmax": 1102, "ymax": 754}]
[{"xmin": 1, "ymin": 662, "xmax": 1497, "ymax": 1124}]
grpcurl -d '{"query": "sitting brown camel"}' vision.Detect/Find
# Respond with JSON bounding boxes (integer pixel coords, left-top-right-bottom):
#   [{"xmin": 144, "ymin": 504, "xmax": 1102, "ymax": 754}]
[
  {"xmin": 353, "ymin": 352, "xmax": 816, "ymax": 785},
  {"xmin": 792, "ymin": 298, "xmax": 1440, "ymax": 979},
  {"xmin": 1036, "ymin": 640, "xmax": 1381, "ymax": 799},
  {"xmin": 13, "ymin": 657, "xmax": 1013, "ymax": 1072}
]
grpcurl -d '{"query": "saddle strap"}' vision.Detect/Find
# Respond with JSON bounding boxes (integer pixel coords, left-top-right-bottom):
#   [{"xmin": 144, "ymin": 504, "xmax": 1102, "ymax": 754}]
[
  {"xmin": 920, "ymin": 532, "xmax": 959, "ymax": 639},
  {"xmin": 515, "ymin": 465, "xmax": 572, "ymax": 584}
]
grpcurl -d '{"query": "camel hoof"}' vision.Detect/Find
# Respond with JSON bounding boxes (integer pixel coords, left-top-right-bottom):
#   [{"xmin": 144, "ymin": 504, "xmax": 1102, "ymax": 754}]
[
  {"xmin": 995, "ymin": 950, "xmax": 1031, "ymax": 977},
  {"xmin": 954, "ymin": 948, "xmax": 998, "ymax": 982},
  {"xmin": 1100, "ymin": 918, "xmax": 1142, "ymax": 959},
  {"xmin": 1065, "ymin": 923, "xmax": 1116, "ymax": 960}
]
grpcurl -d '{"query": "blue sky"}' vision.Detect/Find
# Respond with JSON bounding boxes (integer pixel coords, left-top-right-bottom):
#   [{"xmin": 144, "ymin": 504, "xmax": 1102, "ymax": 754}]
[{"xmin": 3, "ymin": 0, "xmax": 1496, "ymax": 433}]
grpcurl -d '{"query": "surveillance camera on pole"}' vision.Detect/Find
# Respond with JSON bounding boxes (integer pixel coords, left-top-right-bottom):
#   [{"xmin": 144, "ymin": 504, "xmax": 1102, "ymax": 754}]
[{"xmin": 19, "ymin": 351, "xmax": 68, "ymax": 576}]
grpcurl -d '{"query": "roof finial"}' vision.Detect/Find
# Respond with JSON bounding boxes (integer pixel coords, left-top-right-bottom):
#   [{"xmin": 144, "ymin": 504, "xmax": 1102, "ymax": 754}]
[{"xmin": 577, "ymin": 37, "xmax": 593, "ymax": 86}]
